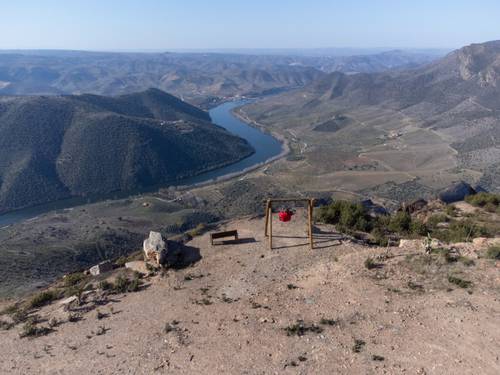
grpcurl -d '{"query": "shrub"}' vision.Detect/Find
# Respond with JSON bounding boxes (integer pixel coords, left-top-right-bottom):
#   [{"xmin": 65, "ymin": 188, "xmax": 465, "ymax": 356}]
[
  {"xmin": 370, "ymin": 227, "xmax": 389, "ymax": 246},
  {"xmin": 352, "ymin": 339, "xmax": 366, "ymax": 353},
  {"xmin": 388, "ymin": 212, "xmax": 412, "ymax": 234},
  {"xmin": 317, "ymin": 201, "xmax": 372, "ymax": 233},
  {"xmin": 28, "ymin": 290, "xmax": 59, "ymax": 309},
  {"xmin": 111, "ymin": 274, "xmax": 142, "ymax": 294},
  {"xmin": 432, "ymin": 219, "xmax": 489, "ymax": 243},
  {"xmin": 448, "ymin": 275, "xmax": 472, "ymax": 288},
  {"xmin": 63, "ymin": 272, "xmax": 86, "ymax": 287},
  {"xmin": 284, "ymin": 320, "xmax": 323, "ymax": 336},
  {"xmin": 99, "ymin": 280, "xmax": 113, "ymax": 291},
  {"xmin": 426, "ymin": 214, "xmax": 448, "ymax": 229},
  {"xmin": 445, "ymin": 205, "xmax": 457, "ymax": 217},
  {"xmin": 486, "ymin": 245, "xmax": 500, "ymax": 260},
  {"xmin": 465, "ymin": 192, "xmax": 500, "ymax": 208},
  {"xmin": 187, "ymin": 223, "xmax": 207, "ymax": 237},
  {"xmin": 19, "ymin": 317, "xmax": 52, "ymax": 338},
  {"xmin": 364, "ymin": 257, "xmax": 378, "ymax": 269},
  {"xmin": 410, "ymin": 220, "xmax": 428, "ymax": 236}
]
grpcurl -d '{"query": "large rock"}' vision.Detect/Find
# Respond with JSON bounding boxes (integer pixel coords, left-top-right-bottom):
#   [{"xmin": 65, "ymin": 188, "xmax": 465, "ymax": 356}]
[
  {"xmin": 89, "ymin": 260, "xmax": 113, "ymax": 276},
  {"xmin": 143, "ymin": 231, "xmax": 167, "ymax": 265},
  {"xmin": 438, "ymin": 181, "xmax": 476, "ymax": 204},
  {"xmin": 143, "ymin": 231, "xmax": 184, "ymax": 267}
]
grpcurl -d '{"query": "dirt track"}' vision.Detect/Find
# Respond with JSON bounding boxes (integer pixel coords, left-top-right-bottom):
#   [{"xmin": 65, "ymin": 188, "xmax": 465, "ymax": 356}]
[{"xmin": 1, "ymin": 210, "xmax": 499, "ymax": 374}]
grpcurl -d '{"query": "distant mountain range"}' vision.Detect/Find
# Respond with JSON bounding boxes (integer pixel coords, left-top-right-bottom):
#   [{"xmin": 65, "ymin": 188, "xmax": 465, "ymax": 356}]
[
  {"xmin": 0, "ymin": 89, "xmax": 253, "ymax": 213},
  {"xmin": 244, "ymin": 41, "xmax": 500, "ymax": 193},
  {"xmin": 0, "ymin": 50, "xmax": 442, "ymax": 107}
]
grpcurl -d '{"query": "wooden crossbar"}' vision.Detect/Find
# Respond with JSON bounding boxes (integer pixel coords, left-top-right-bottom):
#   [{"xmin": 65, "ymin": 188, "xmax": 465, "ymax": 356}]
[{"xmin": 264, "ymin": 198, "xmax": 315, "ymax": 250}]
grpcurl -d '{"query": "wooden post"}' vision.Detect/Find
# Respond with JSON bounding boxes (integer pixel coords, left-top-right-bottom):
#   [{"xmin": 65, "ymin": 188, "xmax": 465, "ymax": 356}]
[
  {"xmin": 264, "ymin": 199, "xmax": 270, "ymax": 237},
  {"xmin": 268, "ymin": 206, "xmax": 273, "ymax": 250},
  {"xmin": 308, "ymin": 200, "xmax": 314, "ymax": 250}
]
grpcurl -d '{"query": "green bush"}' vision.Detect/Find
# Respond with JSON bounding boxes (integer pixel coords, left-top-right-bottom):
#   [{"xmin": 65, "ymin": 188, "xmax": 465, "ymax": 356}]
[
  {"xmin": 111, "ymin": 274, "xmax": 142, "ymax": 294},
  {"xmin": 445, "ymin": 205, "xmax": 457, "ymax": 217},
  {"xmin": 28, "ymin": 290, "xmax": 59, "ymax": 309},
  {"xmin": 434, "ymin": 220, "xmax": 489, "ymax": 243},
  {"xmin": 317, "ymin": 201, "xmax": 372, "ymax": 233},
  {"xmin": 388, "ymin": 212, "xmax": 412, "ymax": 234},
  {"xmin": 99, "ymin": 280, "xmax": 113, "ymax": 291},
  {"xmin": 64, "ymin": 272, "xmax": 86, "ymax": 287},
  {"xmin": 426, "ymin": 214, "xmax": 448, "ymax": 229},
  {"xmin": 448, "ymin": 275, "xmax": 472, "ymax": 288},
  {"xmin": 370, "ymin": 227, "xmax": 389, "ymax": 246},
  {"xmin": 465, "ymin": 192, "xmax": 500, "ymax": 208},
  {"xmin": 486, "ymin": 245, "xmax": 500, "ymax": 260}
]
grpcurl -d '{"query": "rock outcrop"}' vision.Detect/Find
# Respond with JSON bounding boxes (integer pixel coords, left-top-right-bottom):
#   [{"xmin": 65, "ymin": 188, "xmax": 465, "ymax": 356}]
[
  {"xmin": 143, "ymin": 231, "xmax": 167, "ymax": 265},
  {"xmin": 438, "ymin": 181, "xmax": 476, "ymax": 204}
]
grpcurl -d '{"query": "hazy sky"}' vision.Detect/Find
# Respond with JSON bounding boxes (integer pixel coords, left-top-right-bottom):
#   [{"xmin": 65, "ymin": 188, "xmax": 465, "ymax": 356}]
[{"xmin": 0, "ymin": 0, "xmax": 499, "ymax": 50}]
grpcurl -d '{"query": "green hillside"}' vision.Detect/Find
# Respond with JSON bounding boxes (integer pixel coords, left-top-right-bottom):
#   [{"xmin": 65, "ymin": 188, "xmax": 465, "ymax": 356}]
[{"xmin": 0, "ymin": 89, "xmax": 253, "ymax": 213}]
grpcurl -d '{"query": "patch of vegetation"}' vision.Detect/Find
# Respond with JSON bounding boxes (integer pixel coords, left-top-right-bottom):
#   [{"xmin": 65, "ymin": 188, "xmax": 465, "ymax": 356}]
[
  {"xmin": 465, "ymin": 192, "xmax": 500, "ymax": 209},
  {"xmin": 111, "ymin": 274, "xmax": 142, "ymax": 293},
  {"xmin": 448, "ymin": 275, "xmax": 472, "ymax": 288},
  {"xmin": 317, "ymin": 201, "xmax": 372, "ymax": 233},
  {"xmin": 0, "ymin": 320, "xmax": 14, "ymax": 330},
  {"xmin": 28, "ymin": 290, "xmax": 60, "ymax": 309},
  {"xmin": 99, "ymin": 280, "xmax": 113, "ymax": 291},
  {"xmin": 364, "ymin": 257, "xmax": 379, "ymax": 270},
  {"xmin": 318, "ymin": 199, "xmax": 492, "ymax": 246},
  {"xmin": 318, "ymin": 200, "xmax": 428, "ymax": 242},
  {"xmin": 433, "ymin": 220, "xmax": 489, "ymax": 243},
  {"xmin": 19, "ymin": 317, "xmax": 52, "ymax": 338},
  {"xmin": 284, "ymin": 320, "xmax": 324, "ymax": 336},
  {"xmin": 164, "ymin": 320, "xmax": 180, "ymax": 333},
  {"xmin": 458, "ymin": 256, "xmax": 475, "ymax": 266},
  {"xmin": 0, "ymin": 304, "xmax": 20, "ymax": 316},
  {"xmin": 352, "ymin": 339, "xmax": 366, "ymax": 353},
  {"xmin": 426, "ymin": 213, "xmax": 449, "ymax": 229},
  {"xmin": 319, "ymin": 318, "xmax": 337, "ymax": 326},
  {"xmin": 194, "ymin": 298, "xmax": 212, "ymax": 306},
  {"xmin": 486, "ymin": 245, "xmax": 500, "ymax": 260},
  {"xmin": 63, "ymin": 272, "xmax": 87, "ymax": 287},
  {"xmin": 431, "ymin": 247, "xmax": 458, "ymax": 263},
  {"xmin": 445, "ymin": 205, "xmax": 457, "ymax": 217},
  {"xmin": 187, "ymin": 223, "xmax": 207, "ymax": 238},
  {"xmin": 407, "ymin": 281, "xmax": 424, "ymax": 291}
]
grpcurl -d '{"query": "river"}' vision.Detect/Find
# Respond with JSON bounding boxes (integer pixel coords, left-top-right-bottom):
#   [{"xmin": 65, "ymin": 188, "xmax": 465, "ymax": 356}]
[{"xmin": 0, "ymin": 99, "xmax": 283, "ymax": 226}]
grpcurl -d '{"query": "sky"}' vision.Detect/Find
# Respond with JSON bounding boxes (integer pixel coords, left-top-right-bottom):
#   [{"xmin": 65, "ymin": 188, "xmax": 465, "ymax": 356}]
[{"xmin": 0, "ymin": 0, "xmax": 499, "ymax": 51}]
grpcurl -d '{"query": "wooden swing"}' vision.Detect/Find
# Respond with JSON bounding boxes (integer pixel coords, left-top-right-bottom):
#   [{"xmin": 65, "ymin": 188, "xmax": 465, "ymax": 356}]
[{"xmin": 264, "ymin": 198, "xmax": 315, "ymax": 250}]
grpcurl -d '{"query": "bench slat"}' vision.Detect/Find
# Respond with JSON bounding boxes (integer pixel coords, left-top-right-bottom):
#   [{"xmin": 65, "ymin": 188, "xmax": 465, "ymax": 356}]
[{"xmin": 210, "ymin": 230, "xmax": 238, "ymax": 244}]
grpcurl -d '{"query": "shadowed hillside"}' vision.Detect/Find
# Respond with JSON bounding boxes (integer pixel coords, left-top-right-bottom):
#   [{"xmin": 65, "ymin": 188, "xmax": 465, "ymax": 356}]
[{"xmin": 0, "ymin": 89, "xmax": 253, "ymax": 213}]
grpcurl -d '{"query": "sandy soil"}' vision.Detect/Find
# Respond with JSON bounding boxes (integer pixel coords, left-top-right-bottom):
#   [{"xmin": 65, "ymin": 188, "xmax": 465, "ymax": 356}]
[{"xmin": 1, "ymin": 210, "xmax": 499, "ymax": 374}]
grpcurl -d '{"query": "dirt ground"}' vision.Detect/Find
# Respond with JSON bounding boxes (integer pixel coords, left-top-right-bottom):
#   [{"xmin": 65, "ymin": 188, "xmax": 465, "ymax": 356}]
[{"xmin": 1, "ymin": 210, "xmax": 499, "ymax": 374}]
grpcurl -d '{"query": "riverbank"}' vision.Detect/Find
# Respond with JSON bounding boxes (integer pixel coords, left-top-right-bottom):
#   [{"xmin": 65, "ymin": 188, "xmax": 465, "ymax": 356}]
[{"xmin": 0, "ymin": 99, "xmax": 286, "ymax": 227}]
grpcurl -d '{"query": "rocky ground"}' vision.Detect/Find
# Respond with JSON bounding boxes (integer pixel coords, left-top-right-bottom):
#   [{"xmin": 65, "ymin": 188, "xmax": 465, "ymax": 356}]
[{"xmin": 1, "ymin": 210, "xmax": 499, "ymax": 374}]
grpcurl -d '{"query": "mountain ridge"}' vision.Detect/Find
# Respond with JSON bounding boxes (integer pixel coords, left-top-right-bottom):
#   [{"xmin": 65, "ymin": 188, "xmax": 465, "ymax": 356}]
[{"xmin": 0, "ymin": 89, "xmax": 253, "ymax": 213}]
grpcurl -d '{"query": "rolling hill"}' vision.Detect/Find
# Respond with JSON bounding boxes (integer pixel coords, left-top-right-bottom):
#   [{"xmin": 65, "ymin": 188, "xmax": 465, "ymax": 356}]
[
  {"xmin": 0, "ymin": 50, "xmax": 442, "ymax": 108},
  {"xmin": 243, "ymin": 41, "xmax": 500, "ymax": 196},
  {"xmin": 0, "ymin": 51, "xmax": 325, "ymax": 107},
  {"xmin": 0, "ymin": 89, "xmax": 253, "ymax": 213}
]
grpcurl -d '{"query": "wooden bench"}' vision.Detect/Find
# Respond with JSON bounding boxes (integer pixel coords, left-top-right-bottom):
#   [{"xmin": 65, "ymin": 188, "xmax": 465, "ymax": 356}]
[{"xmin": 210, "ymin": 230, "xmax": 238, "ymax": 245}]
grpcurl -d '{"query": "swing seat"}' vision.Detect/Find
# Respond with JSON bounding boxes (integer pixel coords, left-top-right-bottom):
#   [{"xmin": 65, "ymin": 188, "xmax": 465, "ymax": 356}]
[{"xmin": 279, "ymin": 210, "xmax": 293, "ymax": 222}]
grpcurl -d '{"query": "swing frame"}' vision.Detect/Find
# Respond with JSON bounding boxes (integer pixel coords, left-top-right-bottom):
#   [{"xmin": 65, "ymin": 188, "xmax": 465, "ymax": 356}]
[{"xmin": 264, "ymin": 198, "xmax": 315, "ymax": 250}]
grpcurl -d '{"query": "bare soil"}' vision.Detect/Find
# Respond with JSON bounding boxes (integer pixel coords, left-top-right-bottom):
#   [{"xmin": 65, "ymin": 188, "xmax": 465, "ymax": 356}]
[{"xmin": 1, "ymin": 210, "xmax": 499, "ymax": 374}]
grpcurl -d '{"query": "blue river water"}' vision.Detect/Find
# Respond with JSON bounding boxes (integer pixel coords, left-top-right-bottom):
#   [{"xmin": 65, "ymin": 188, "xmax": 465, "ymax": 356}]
[{"xmin": 0, "ymin": 99, "xmax": 283, "ymax": 226}]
